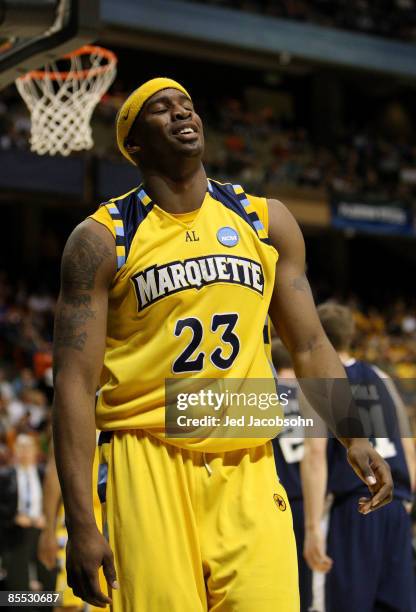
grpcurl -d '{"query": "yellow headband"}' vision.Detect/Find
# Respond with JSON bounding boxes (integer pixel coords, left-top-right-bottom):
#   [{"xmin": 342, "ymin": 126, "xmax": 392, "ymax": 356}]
[{"xmin": 116, "ymin": 77, "xmax": 192, "ymax": 165}]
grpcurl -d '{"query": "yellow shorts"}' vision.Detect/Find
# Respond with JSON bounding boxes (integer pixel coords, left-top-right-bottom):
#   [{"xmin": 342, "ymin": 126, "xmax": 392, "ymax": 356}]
[{"xmin": 98, "ymin": 430, "xmax": 299, "ymax": 612}]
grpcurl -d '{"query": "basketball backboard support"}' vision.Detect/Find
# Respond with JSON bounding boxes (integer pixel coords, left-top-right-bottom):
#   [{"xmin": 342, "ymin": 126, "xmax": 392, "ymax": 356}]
[{"xmin": 0, "ymin": 0, "xmax": 100, "ymax": 89}]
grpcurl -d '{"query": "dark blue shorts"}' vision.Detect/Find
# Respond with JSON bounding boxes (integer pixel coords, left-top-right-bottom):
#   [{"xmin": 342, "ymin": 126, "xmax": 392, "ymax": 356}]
[
  {"xmin": 326, "ymin": 496, "xmax": 416, "ymax": 612},
  {"xmin": 290, "ymin": 498, "xmax": 312, "ymax": 612}
]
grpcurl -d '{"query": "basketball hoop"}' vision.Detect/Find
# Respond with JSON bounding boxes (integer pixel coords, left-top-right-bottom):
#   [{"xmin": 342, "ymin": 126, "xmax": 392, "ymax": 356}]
[{"xmin": 15, "ymin": 45, "xmax": 117, "ymax": 156}]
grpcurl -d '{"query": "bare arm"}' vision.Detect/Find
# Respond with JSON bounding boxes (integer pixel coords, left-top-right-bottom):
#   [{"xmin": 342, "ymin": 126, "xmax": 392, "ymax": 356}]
[
  {"xmin": 42, "ymin": 446, "xmax": 61, "ymax": 532},
  {"xmin": 403, "ymin": 438, "xmax": 416, "ymax": 495},
  {"xmin": 38, "ymin": 446, "xmax": 61, "ymax": 570},
  {"xmin": 268, "ymin": 199, "xmax": 350, "ymax": 382},
  {"xmin": 301, "ymin": 435, "xmax": 332, "ymax": 572},
  {"xmin": 268, "ymin": 199, "xmax": 393, "ymax": 513},
  {"xmin": 52, "ymin": 218, "xmax": 117, "ymax": 606}
]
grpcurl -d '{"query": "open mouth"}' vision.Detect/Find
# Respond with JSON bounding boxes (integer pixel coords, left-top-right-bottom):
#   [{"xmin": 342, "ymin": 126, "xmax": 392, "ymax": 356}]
[
  {"xmin": 172, "ymin": 123, "xmax": 198, "ymax": 139},
  {"xmin": 173, "ymin": 129, "xmax": 199, "ymax": 144},
  {"xmin": 178, "ymin": 127, "xmax": 195, "ymax": 135}
]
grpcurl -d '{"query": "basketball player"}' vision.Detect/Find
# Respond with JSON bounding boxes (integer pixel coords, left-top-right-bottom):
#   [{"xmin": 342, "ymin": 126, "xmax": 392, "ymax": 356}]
[
  {"xmin": 271, "ymin": 339, "xmax": 313, "ymax": 612},
  {"xmin": 52, "ymin": 78, "xmax": 393, "ymax": 611},
  {"xmin": 302, "ymin": 303, "xmax": 416, "ymax": 612},
  {"xmin": 37, "ymin": 445, "xmax": 108, "ymax": 612}
]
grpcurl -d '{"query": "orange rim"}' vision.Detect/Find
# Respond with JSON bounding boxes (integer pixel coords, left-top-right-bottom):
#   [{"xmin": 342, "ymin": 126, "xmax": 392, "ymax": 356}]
[
  {"xmin": 0, "ymin": 39, "xmax": 14, "ymax": 53},
  {"xmin": 16, "ymin": 45, "xmax": 117, "ymax": 81}
]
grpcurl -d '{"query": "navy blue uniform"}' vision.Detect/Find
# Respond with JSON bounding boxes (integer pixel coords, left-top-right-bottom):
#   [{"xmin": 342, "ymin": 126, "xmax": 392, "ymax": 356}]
[
  {"xmin": 326, "ymin": 360, "xmax": 415, "ymax": 612},
  {"xmin": 273, "ymin": 381, "xmax": 312, "ymax": 612}
]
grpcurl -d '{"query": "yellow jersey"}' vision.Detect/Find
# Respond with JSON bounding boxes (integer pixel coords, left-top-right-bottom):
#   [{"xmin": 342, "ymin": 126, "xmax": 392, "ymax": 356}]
[{"xmin": 89, "ymin": 179, "xmax": 278, "ymax": 451}]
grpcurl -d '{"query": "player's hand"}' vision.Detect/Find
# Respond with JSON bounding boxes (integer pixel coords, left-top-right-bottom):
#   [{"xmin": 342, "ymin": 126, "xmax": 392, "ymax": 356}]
[
  {"xmin": 15, "ymin": 513, "xmax": 32, "ymax": 527},
  {"xmin": 38, "ymin": 527, "xmax": 58, "ymax": 570},
  {"xmin": 66, "ymin": 525, "xmax": 118, "ymax": 608},
  {"xmin": 346, "ymin": 439, "xmax": 393, "ymax": 514},
  {"xmin": 303, "ymin": 527, "xmax": 333, "ymax": 573}
]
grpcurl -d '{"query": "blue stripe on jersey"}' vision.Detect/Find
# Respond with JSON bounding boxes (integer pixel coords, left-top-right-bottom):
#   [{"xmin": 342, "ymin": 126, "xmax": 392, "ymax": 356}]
[
  {"xmin": 101, "ymin": 186, "xmax": 154, "ymax": 264},
  {"xmin": 98, "ymin": 430, "xmax": 113, "ymax": 446},
  {"xmin": 103, "ymin": 179, "xmax": 270, "ymax": 262},
  {"xmin": 208, "ymin": 180, "xmax": 264, "ymax": 239},
  {"xmin": 97, "ymin": 463, "xmax": 108, "ymax": 503}
]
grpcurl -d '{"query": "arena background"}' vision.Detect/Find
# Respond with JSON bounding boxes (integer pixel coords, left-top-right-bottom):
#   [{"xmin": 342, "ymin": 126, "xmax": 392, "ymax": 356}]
[{"xmin": 0, "ymin": 0, "xmax": 416, "ymax": 608}]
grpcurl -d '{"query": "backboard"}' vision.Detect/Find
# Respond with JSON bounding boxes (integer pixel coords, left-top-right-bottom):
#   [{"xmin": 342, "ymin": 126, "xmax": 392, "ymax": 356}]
[{"xmin": 0, "ymin": 0, "xmax": 100, "ymax": 89}]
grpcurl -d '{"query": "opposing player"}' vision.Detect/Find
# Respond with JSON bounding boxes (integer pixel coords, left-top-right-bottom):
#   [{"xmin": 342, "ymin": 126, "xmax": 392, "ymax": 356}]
[
  {"xmin": 52, "ymin": 78, "xmax": 393, "ymax": 611},
  {"xmin": 302, "ymin": 303, "xmax": 416, "ymax": 612},
  {"xmin": 271, "ymin": 339, "xmax": 314, "ymax": 612}
]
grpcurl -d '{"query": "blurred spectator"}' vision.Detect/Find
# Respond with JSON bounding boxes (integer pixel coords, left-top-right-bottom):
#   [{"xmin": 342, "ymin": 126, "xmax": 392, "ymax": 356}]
[
  {"xmin": 13, "ymin": 368, "xmax": 37, "ymax": 397},
  {"xmin": 0, "ymin": 368, "xmax": 13, "ymax": 402},
  {"xmin": 0, "ymin": 434, "xmax": 45, "ymax": 595},
  {"xmin": 0, "ymin": 391, "xmax": 11, "ymax": 439},
  {"xmin": 0, "ymin": 273, "xmax": 53, "ymax": 372}
]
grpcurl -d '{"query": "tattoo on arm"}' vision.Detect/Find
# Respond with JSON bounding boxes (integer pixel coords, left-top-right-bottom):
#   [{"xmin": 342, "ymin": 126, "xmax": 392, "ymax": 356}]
[
  {"xmin": 304, "ymin": 334, "xmax": 325, "ymax": 353},
  {"xmin": 285, "ymin": 273, "xmax": 325, "ymax": 354},
  {"xmin": 54, "ymin": 230, "xmax": 112, "ymax": 353},
  {"xmin": 290, "ymin": 274, "xmax": 309, "ymax": 293},
  {"xmin": 61, "ymin": 232, "xmax": 112, "ymax": 292},
  {"xmin": 54, "ymin": 298, "xmax": 96, "ymax": 351}
]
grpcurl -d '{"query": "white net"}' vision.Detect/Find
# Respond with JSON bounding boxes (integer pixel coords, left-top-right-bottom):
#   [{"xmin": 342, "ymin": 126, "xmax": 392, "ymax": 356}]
[{"xmin": 15, "ymin": 46, "xmax": 117, "ymax": 156}]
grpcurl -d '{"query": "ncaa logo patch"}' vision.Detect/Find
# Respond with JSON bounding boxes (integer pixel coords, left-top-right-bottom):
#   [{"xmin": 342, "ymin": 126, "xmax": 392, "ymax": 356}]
[
  {"xmin": 217, "ymin": 226, "xmax": 239, "ymax": 247},
  {"xmin": 273, "ymin": 493, "xmax": 287, "ymax": 511}
]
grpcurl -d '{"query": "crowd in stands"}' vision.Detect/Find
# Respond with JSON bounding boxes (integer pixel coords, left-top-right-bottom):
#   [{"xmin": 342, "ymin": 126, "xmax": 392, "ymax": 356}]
[
  {"xmin": 0, "ymin": 272, "xmax": 54, "ymax": 592},
  {"xmin": 348, "ymin": 298, "xmax": 416, "ymax": 421},
  {"xmin": 182, "ymin": 0, "xmax": 416, "ymax": 41},
  {"xmin": 94, "ymin": 89, "xmax": 416, "ymax": 202},
  {"xmin": 0, "ymin": 271, "xmax": 53, "ymax": 468},
  {"xmin": 2, "ymin": 85, "xmax": 416, "ymax": 204},
  {"xmin": 199, "ymin": 97, "xmax": 416, "ymax": 201}
]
